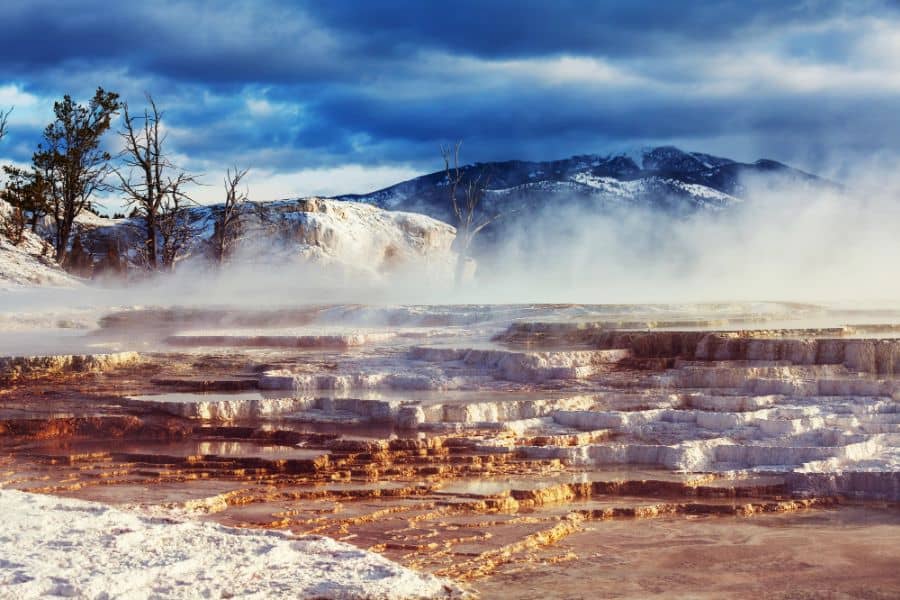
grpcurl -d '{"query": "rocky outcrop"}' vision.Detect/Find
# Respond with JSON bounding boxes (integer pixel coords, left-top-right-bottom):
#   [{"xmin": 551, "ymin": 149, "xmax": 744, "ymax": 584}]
[
  {"xmin": 119, "ymin": 393, "xmax": 313, "ymax": 420},
  {"xmin": 408, "ymin": 346, "xmax": 631, "ymax": 382},
  {"xmin": 695, "ymin": 334, "xmax": 900, "ymax": 375},
  {"xmin": 0, "ymin": 351, "xmax": 140, "ymax": 382},
  {"xmin": 498, "ymin": 323, "xmax": 900, "ymax": 375},
  {"xmin": 166, "ymin": 332, "xmax": 396, "ymax": 349},
  {"xmin": 79, "ymin": 197, "xmax": 459, "ymax": 280}
]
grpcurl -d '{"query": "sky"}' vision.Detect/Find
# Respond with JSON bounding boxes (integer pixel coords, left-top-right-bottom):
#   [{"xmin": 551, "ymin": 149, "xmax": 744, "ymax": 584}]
[{"xmin": 0, "ymin": 0, "xmax": 898, "ymax": 206}]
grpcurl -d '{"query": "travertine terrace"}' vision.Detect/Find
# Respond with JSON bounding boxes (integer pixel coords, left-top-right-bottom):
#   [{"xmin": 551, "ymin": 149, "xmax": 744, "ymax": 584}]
[{"xmin": 2, "ymin": 302, "xmax": 899, "ymax": 598}]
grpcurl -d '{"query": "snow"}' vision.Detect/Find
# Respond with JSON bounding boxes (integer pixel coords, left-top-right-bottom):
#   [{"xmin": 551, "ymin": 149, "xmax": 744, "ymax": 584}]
[
  {"xmin": 0, "ymin": 238, "xmax": 79, "ymax": 288},
  {"xmin": 0, "ymin": 489, "xmax": 457, "ymax": 599},
  {"xmin": 81, "ymin": 197, "xmax": 458, "ymax": 280},
  {"xmin": 0, "ymin": 200, "xmax": 81, "ymax": 289},
  {"xmin": 569, "ymin": 172, "xmax": 740, "ymax": 208},
  {"xmin": 570, "ymin": 172, "xmax": 647, "ymax": 198},
  {"xmin": 663, "ymin": 179, "xmax": 742, "ymax": 207},
  {"xmin": 74, "ymin": 210, "xmax": 122, "ymax": 228},
  {"xmin": 591, "ymin": 146, "xmax": 648, "ymax": 169}
]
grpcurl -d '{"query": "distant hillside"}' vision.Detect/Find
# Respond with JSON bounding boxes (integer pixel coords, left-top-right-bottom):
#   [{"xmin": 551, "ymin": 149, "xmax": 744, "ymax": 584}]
[
  {"xmin": 1, "ymin": 146, "xmax": 834, "ymax": 286},
  {"xmin": 337, "ymin": 145, "xmax": 830, "ymax": 226}
]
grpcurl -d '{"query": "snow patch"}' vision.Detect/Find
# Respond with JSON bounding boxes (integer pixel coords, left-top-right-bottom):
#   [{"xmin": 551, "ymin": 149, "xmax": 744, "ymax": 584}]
[
  {"xmin": 0, "ymin": 199, "xmax": 81, "ymax": 289},
  {"xmin": 0, "ymin": 489, "xmax": 457, "ymax": 599}
]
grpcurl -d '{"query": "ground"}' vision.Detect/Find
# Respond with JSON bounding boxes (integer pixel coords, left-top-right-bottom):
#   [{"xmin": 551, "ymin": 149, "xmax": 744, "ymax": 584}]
[{"xmin": 0, "ymin": 301, "xmax": 898, "ymax": 598}]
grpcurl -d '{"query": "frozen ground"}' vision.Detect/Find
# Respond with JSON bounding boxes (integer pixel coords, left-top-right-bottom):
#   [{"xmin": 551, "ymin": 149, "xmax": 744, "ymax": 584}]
[
  {"xmin": 0, "ymin": 199, "xmax": 81, "ymax": 289},
  {"xmin": 0, "ymin": 489, "xmax": 457, "ymax": 600}
]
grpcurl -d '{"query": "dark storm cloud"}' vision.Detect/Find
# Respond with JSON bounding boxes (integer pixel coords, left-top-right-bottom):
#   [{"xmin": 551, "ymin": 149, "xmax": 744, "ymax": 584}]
[
  {"xmin": 0, "ymin": 0, "xmax": 898, "ymax": 193},
  {"xmin": 3, "ymin": 0, "xmax": 889, "ymax": 86},
  {"xmin": 311, "ymin": 0, "xmax": 878, "ymax": 59}
]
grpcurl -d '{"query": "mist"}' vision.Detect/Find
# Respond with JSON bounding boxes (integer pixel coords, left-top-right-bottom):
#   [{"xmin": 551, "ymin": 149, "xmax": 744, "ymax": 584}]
[
  {"xmin": 466, "ymin": 167, "xmax": 900, "ymax": 304},
  {"xmin": 1, "ymin": 163, "xmax": 899, "ymax": 335}
]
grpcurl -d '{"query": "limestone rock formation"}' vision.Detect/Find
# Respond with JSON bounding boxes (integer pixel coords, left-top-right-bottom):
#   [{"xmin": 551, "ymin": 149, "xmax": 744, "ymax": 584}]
[{"xmin": 78, "ymin": 197, "xmax": 459, "ymax": 280}]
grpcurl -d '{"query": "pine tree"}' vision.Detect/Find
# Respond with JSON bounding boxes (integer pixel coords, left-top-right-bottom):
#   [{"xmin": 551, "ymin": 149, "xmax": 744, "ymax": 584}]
[{"xmin": 32, "ymin": 88, "xmax": 120, "ymax": 264}]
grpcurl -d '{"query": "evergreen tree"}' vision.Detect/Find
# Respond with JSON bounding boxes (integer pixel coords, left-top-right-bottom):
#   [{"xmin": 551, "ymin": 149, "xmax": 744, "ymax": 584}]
[{"xmin": 32, "ymin": 88, "xmax": 120, "ymax": 264}]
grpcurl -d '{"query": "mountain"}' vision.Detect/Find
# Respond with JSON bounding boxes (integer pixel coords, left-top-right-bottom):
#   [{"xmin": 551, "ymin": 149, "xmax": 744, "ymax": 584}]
[
  {"xmin": 336, "ymin": 146, "xmax": 829, "ymax": 226},
  {"xmin": 0, "ymin": 146, "xmax": 831, "ymax": 286}
]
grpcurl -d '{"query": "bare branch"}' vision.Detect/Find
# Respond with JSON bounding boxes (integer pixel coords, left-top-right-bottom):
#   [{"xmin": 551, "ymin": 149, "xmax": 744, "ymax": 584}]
[
  {"xmin": 212, "ymin": 167, "xmax": 249, "ymax": 265},
  {"xmin": 441, "ymin": 140, "xmax": 464, "ymax": 222},
  {"xmin": 0, "ymin": 107, "xmax": 11, "ymax": 144},
  {"xmin": 115, "ymin": 94, "xmax": 197, "ymax": 270},
  {"xmin": 439, "ymin": 142, "xmax": 506, "ymax": 286}
]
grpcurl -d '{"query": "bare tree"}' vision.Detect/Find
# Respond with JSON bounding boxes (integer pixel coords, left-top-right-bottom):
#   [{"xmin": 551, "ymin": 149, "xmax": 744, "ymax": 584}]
[
  {"xmin": 116, "ymin": 95, "xmax": 198, "ymax": 269},
  {"xmin": 249, "ymin": 199, "xmax": 280, "ymax": 238},
  {"xmin": 33, "ymin": 88, "xmax": 120, "ymax": 264},
  {"xmin": 211, "ymin": 167, "xmax": 248, "ymax": 264},
  {"xmin": 158, "ymin": 173, "xmax": 197, "ymax": 270},
  {"xmin": 440, "ymin": 141, "xmax": 502, "ymax": 285},
  {"xmin": 0, "ymin": 107, "xmax": 10, "ymax": 143}
]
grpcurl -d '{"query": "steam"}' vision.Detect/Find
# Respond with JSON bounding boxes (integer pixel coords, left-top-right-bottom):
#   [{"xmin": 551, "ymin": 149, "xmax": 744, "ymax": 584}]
[
  {"xmin": 466, "ymin": 168, "xmax": 900, "ymax": 304},
  {"xmin": 1, "ymin": 164, "xmax": 899, "ymax": 334}
]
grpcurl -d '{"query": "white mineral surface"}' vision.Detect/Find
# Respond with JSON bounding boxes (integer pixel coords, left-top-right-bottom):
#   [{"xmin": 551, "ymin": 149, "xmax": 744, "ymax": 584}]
[{"xmin": 0, "ymin": 489, "xmax": 457, "ymax": 599}]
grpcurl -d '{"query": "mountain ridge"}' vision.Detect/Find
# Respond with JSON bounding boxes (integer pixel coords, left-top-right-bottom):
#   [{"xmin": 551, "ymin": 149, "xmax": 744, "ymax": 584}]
[{"xmin": 335, "ymin": 145, "xmax": 830, "ymax": 224}]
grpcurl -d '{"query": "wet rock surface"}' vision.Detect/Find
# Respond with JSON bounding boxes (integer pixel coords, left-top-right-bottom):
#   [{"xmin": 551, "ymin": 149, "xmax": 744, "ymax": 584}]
[{"xmin": 1, "ymin": 302, "xmax": 899, "ymax": 597}]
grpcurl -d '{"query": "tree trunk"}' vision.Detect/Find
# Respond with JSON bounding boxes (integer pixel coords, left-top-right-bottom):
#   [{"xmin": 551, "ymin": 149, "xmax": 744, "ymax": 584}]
[
  {"xmin": 145, "ymin": 211, "xmax": 157, "ymax": 269},
  {"xmin": 55, "ymin": 220, "xmax": 71, "ymax": 264},
  {"xmin": 454, "ymin": 230, "xmax": 469, "ymax": 287},
  {"xmin": 454, "ymin": 252, "xmax": 467, "ymax": 287}
]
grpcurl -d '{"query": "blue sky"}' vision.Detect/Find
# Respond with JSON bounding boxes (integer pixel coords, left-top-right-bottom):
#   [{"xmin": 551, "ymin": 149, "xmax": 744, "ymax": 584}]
[{"xmin": 0, "ymin": 0, "xmax": 898, "ymax": 203}]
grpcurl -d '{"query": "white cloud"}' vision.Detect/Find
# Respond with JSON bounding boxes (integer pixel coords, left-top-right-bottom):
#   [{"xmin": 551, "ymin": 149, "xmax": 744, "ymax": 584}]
[
  {"xmin": 244, "ymin": 94, "xmax": 301, "ymax": 118},
  {"xmin": 0, "ymin": 84, "xmax": 51, "ymax": 127},
  {"xmin": 366, "ymin": 52, "xmax": 652, "ymax": 100},
  {"xmin": 0, "ymin": 84, "xmax": 39, "ymax": 108},
  {"xmin": 458, "ymin": 54, "xmax": 647, "ymax": 87},
  {"xmin": 177, "ymin": 164, "xmax": 421, "ymax": 205}
]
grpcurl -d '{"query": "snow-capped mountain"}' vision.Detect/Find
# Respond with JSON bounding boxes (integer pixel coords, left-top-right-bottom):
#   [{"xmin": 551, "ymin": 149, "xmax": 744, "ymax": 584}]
[
  {"xmin": 337, "ymin": 145, "xmax": 828, "ymax": 224},
  {"xmin": 0, "ymin": 145, "xmax": 832, "ymax": 286}
]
